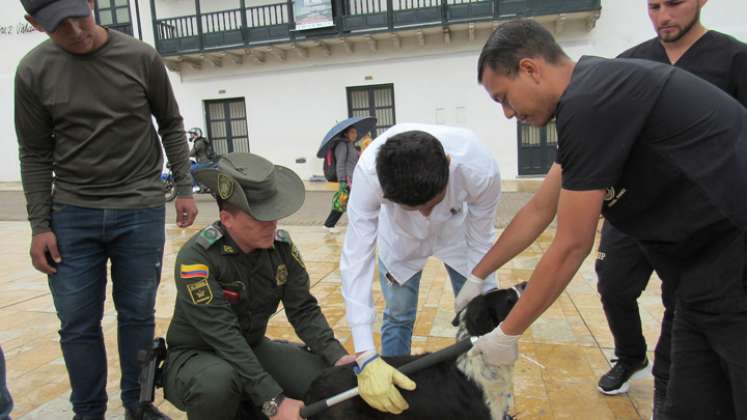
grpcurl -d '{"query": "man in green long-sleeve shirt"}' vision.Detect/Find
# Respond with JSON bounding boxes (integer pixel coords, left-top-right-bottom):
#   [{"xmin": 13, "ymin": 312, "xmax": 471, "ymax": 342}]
[
  {"xmin": 14, "ymin": 1, "xmax": 197, "ymax": 419},
  {"xmin": 164, "ymin": 152, "xmax": 355, "ymax": 420}
]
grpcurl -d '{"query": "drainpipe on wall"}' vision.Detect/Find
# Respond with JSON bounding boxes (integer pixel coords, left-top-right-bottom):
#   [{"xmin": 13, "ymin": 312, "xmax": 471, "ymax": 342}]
[{"xmin": 134, "ymin": 0, "xmax": 143, "ymax": 40}]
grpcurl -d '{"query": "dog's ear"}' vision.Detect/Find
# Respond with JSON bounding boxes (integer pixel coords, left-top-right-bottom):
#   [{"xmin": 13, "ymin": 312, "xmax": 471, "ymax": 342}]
[
  {"xmin": 462, "ymin": 292, "xmax": 503, "ymax": 336},
  {"xmin": 451, "ymin": 309, "xmax": 465, "ymax": 327}
]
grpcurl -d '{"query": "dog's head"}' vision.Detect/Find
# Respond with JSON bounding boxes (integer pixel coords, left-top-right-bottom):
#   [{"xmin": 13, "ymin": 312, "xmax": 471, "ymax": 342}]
[{"xmin": 453, "ymin": 282, "xmax": 527, "ymax": 338}]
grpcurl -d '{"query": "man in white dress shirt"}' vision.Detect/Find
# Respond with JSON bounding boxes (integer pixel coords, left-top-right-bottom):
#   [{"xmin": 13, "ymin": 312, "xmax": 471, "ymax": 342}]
[{"xmin": 342, "ymin": 124, "xmax": 502, "ymax": 414}]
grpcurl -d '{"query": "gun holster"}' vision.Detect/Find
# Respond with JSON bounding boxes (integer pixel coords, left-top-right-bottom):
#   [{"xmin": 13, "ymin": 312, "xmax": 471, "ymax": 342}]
[{"xmin": 137, "ymin": 337, "xmax": 168, "ymax": 406}]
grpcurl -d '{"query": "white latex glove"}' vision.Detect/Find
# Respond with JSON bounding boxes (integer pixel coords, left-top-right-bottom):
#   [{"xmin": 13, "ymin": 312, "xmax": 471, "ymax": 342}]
[
  {"xmin": 454, "ymin": 274, "xmax": 484, "ymax": 313},
  {"xmin": 470, "ymin": 322, "xmax": 520, "ymax": 366}
]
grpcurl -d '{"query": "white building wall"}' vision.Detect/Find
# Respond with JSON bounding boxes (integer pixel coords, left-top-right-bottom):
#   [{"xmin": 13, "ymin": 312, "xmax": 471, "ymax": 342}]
[
  {"xmin": 0, "ymin": 3, "xmax": 48, "ymax": 181},
  {"xmin": 170, "ymin": 34, "xmax": 523, "ymax": 178},
  {"xmin": 1, "ymin": 0, "xmax": 746, "ymax": 181}
]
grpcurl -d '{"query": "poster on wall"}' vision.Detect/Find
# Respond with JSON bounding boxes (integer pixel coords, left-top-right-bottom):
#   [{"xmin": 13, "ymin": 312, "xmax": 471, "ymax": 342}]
[{"xmin": 293, "ymin": 0, "xmax": 335, "ymax": 30}]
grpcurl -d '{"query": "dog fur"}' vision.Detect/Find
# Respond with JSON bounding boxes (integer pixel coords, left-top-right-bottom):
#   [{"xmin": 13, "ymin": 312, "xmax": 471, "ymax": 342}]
[{"xmin": 304, "ymin": 282, "xmax": 527, "ymax": 420}]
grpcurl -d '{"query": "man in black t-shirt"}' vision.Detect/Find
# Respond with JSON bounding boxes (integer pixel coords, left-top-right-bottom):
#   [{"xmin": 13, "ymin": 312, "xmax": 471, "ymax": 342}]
[
  {"xmin": 594, "ymin": 0, "xmax": 747, "ymax": 407},
  {"xmin": 464, "ymin": 19, "xmax": 747, "ymax": 419}
]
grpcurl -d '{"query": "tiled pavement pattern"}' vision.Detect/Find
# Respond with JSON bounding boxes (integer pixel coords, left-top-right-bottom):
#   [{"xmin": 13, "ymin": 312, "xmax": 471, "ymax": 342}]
[{"xmin": 0, "ymin": 221, "xmax": 662, "ymax": 419}]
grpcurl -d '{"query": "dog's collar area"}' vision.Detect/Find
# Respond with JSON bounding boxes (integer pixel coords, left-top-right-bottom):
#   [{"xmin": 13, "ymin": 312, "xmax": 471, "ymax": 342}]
[{"xmin": 511, "ymin": 285, "xmax": 524, "ymax": 297}]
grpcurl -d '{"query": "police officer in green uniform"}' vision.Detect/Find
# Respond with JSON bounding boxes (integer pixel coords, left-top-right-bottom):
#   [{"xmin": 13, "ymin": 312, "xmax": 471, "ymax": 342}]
[{"xmin": 163, "ymin": 152, "xmax": 357, "ymax": 420}]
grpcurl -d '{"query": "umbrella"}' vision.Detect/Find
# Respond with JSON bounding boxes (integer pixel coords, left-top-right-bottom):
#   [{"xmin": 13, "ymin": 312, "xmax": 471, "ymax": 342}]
[{"xmin": 316, "ymin": 116, "xmax": 377, "ymax": 158}]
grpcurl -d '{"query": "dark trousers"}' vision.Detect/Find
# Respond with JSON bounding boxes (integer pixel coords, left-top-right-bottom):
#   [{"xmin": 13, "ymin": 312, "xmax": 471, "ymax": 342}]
[
  {"xmin": 596, "ymin": 221, "xmax": 674, "ymax": 395},
  {"xmin": 0, "ymin": 346, "xmax": 11, "ymax": 420},
  {"xmin": 50, "ymin": 205, "xmax": 165, "ymax": 417},
  {"xmin": 661, "ymin": 307, "xmax": 747, "ymax": 419},
  {"xmin": 324, "ymin": 210, "xmax": 343, "ymax": 228},
  {"xmin": 164, "ymin": 338, "xmax": 331, "ymax": 420}
]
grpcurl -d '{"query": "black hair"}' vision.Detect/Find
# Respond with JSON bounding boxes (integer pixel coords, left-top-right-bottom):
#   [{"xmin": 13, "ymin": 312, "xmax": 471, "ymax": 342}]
[
  {"xmin": 375, "ymin": 130, "xmax": 449, "ymax": 206},
  {"xmin": 477, "ymin": 19, "xmax": 567, "ymax": 82}
]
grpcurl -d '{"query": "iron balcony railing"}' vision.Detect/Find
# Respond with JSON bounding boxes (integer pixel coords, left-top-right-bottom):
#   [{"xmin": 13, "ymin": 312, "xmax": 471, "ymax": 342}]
[
  {"xmin": 152, "ymin": 0, "xmax": 600, "ymax": 55},
  {"xmin": 106, "ymin": 23, "xmax": 134, "ymax": 36}
]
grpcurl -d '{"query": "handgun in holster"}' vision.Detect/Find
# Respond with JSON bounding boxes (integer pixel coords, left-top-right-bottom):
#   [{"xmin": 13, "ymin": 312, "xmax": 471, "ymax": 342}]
[{"xmin": 137, "ymin": 337, "xmax": 167, "ymax": 409}]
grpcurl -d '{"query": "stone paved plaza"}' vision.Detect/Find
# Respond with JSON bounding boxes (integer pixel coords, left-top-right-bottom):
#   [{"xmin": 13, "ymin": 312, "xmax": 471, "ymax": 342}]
[{"xmin": 0, "ymin": 218, "xmax": 663, "ymax": 419}]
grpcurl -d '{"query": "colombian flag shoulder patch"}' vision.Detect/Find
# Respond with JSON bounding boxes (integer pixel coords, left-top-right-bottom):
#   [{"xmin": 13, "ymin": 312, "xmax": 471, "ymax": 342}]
[{"xmin": 180, "ymin": 264, "xmax": 209, "ymax": 280}]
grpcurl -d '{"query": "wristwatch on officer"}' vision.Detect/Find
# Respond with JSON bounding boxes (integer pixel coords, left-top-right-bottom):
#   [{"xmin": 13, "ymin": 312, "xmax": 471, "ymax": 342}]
[{"xmin": 261, "ymin": 392, "xmax": 286, "ymax": 417}]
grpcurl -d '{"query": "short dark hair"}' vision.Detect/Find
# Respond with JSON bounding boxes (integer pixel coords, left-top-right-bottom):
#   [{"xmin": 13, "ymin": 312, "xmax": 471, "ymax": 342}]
[
  {"xmin": 376, "ymin": 131, "xmax": 449, "ymax": 206},
  {"xmin": 477, "ymin": 19, "xmax": 567, "ymax": 82}
]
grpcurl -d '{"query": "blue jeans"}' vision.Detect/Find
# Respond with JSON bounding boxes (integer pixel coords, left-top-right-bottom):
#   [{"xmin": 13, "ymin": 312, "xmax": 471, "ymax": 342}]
[
  {"xmin": 378, "ymin": 259, "xmax": 466, "ymax": 357},
  {"xmin": 50, "ymin": 205, "xmax": 165, "ymax": 417},
  {"xmin": 0, "ymin": 346, "xmax": 12, "ymax": 420}
]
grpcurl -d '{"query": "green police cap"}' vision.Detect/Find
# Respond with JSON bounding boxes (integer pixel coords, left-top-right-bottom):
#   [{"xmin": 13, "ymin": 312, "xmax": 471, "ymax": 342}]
[{"xmin": 194, "ymin": 152, "xmax": 305, "ymax": 221}]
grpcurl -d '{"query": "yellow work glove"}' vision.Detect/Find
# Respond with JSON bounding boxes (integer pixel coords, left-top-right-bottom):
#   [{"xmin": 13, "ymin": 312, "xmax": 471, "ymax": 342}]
[{"xmin": 355, "ymin": 352, "xmax": 416, "ymax": 414}]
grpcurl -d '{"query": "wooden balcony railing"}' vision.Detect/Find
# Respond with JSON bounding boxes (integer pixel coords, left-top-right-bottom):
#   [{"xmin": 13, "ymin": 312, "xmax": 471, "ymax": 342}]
[{"xmin": 152, "ymin": 0, "xmax": 600, "ymax": 55}]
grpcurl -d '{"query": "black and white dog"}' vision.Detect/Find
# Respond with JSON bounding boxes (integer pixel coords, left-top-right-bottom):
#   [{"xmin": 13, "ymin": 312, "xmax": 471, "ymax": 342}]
[{"xmin": 304, "ymin": 282, "xmax": 527, "ymax": 420}]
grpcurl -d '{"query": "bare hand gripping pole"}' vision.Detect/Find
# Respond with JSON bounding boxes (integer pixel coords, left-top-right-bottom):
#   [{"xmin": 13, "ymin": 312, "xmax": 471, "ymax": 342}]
[{"xmin": 300, "ymin": 336, "xmax": 477, "ymax": 419}]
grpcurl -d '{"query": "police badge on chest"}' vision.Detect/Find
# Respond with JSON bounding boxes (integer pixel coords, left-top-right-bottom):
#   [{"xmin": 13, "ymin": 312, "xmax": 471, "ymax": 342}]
[{"xmin": 276, "ymin": 264, "xmax": 288, "ymax": 286}]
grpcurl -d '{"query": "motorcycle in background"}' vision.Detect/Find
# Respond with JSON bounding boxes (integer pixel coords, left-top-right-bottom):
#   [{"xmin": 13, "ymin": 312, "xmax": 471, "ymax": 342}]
[
  {"xmin": 161, "ymin": 163, "xmax": 177, "ymax": 202},
  {"xmin": 161, "ymin": 160, "xmax": 214, "ymax": 202}
]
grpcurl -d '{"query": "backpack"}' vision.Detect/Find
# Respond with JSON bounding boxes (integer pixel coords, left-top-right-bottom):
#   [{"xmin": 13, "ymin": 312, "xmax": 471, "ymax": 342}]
[{"xmin": 322, "ymin": 140, "xmax": 340, "ymax": 182}]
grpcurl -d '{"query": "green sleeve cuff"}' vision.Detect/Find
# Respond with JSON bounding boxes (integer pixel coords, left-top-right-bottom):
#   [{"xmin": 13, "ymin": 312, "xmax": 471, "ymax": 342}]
[
  {"xmin": 30, "ymin": 222, "xmax": 51, "ymax": 236},
  {"xmin": 175, "ymin": 183, "xmax": 194, "ymax": 197},
  {"xmin": 247, "ymin": 375, "xmax": 284, "ymax": 405},
  {"xmin": 323, "ymin": 343, "xmax": 349, "ymax": 366}
]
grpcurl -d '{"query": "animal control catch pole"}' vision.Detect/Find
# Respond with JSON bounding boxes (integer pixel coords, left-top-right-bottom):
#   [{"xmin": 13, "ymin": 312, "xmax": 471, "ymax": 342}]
[{"xmin": 300, "ymin": 336, "xmax": 478, "ymax": 419}]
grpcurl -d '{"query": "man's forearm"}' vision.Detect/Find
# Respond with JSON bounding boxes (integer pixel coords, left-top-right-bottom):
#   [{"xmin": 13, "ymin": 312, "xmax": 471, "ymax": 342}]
[
  {"xmin": 20, "ymin": 159, "xmax": 54, "ymax": 235},
  {"xmin": 350, "ymin": 323, "xmax": 375, "ymax": 353},
  {"xmin": 148, "ymin": 54, "xmax": 191, "ymax": 197},
  {"xmin": 472, "ymin": 201, "xmax": 555, "ymax": 279},
  {"xmin": 16, "ymin": 74, "xmax": 55, "ymax": 235},
  {"xmin": 161, "ymin": 127, "xmax": 192, "ymax": 196},
  {"xmin": 288, "ymin": 301, "xmax": 347, "ymax": 365}
]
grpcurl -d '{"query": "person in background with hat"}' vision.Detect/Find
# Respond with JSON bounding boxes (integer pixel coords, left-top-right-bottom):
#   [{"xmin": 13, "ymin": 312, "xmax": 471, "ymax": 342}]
[
  {"xmin": 164, "ymin": 152, "xmax": 357, "ymax": 420},
  {"xmin": 14, "ymin": 0, "xmax": 196, "ymax": 419}
]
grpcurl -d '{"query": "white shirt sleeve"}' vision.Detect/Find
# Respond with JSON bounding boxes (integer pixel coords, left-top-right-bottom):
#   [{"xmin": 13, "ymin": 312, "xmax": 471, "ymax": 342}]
[
  {"xmin": 464, "ymin": 164, "xmax": 502, "ymax": 281},
  {"xmin": 340, "ymin": 164, "xmax": 382, "ymax": 353}
]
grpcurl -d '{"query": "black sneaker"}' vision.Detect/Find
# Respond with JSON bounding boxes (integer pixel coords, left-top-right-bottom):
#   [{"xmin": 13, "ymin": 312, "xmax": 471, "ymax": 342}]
[
  {"xmin": 124, "ymin": 403, "xmax": 172, "ymax": 420},
  {"xmin": 597, "ymin": 357, "xmax": 649, "ymax": 395}
]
